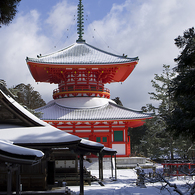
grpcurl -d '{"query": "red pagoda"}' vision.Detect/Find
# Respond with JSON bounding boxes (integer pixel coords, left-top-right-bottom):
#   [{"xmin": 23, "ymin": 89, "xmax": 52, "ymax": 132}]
[{"xmin": 26, "ymin": 0, "xmax": 151, "ymax": 157}]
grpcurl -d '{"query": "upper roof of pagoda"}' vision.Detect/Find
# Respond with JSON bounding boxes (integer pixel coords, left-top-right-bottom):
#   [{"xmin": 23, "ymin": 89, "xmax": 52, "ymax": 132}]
[{"xmin": 26, "ymin": 41, "xmax": 138, "ymax": 66}]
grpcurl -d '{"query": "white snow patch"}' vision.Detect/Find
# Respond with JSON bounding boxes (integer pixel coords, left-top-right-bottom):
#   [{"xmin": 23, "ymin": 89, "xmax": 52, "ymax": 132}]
[
  {"xmin": 47, "ymin": 97, "xmax": 116, "ymax": 109},
  {"xmin": 66, "ymin": 164, "xmax": 195, "ymax": 195}
]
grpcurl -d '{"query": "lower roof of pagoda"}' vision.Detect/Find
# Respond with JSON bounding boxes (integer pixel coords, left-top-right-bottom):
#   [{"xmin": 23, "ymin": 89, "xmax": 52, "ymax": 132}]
[{"xmin": 35, "ymin": 97, "xmax": 151, "ymax": 122}]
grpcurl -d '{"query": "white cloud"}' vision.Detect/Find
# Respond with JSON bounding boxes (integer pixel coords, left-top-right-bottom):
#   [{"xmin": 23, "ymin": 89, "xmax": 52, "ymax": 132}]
[
  {"xmin": 46, "ymin": 0, "xmax": 77, "ymax": 38},
  {"xmin": 0, "ymin": 9, "xmax": 56, "ymax": 101}
]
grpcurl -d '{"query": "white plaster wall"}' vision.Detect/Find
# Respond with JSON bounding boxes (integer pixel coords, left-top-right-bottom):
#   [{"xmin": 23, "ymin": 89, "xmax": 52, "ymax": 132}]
[{"xmin": 112, "ymin": 144, "xmax": 125, "ymax": 155}]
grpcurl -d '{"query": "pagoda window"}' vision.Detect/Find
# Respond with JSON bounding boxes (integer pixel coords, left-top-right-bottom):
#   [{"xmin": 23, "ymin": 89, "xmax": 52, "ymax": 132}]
[
  {"xmin": 96, "ymin": 137, "xmax": 101, "ymax": 142},
  {"xmin": 102, "ymin": 137, "xmax": 107, "ymax": 143},
  {"xmin": 114, "ymin": 131, "xmax": 123, "ymax": 142}
]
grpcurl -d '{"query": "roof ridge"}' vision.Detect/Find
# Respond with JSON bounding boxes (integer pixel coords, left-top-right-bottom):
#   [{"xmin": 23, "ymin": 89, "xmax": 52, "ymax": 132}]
[
  {"xmin": 84, "ymin": 42, "xmax": 139, "ymax": 61},
  {"xmin": 108, "ymin": 102, "xmax": 152, "ymax": 116},
  {"xmin": 26, "ymin": 43, "xmax": 76, "ymax": 60}
]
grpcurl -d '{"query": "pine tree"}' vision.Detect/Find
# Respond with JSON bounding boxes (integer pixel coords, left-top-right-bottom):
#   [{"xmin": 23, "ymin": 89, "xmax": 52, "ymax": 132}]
[
  {"xmin": 168, "ymin": 27, "xmax": 195, "ymax": 141},
  {"xmin": 142, "ymin": 65, "xmax": 176, "ymax": 159},
  {"xmin": 9, "ymin": 83, "xmax": 46, "ymax": 109},
  {"xmin": 0, "ymin": 0, "xmax": 21, "ymax": 27}
]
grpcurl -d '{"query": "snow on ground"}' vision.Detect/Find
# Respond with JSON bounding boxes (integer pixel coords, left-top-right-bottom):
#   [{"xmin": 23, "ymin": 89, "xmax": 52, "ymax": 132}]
[{"xmin": 67, "ymin": 161, "xmax": 195, "ymax": 195}]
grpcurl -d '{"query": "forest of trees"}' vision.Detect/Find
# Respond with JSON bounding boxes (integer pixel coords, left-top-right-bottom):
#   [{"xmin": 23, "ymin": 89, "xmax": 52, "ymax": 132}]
[
  {"xmin": 9, "ymin": 83, "xmax": 46, "ymax": 118},
  {"xmin": 9, "ymin": 83, "xmax": 46, "ymax": 109}
]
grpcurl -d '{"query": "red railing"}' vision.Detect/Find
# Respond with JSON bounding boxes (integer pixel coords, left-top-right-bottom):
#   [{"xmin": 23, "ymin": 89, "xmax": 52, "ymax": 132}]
[
  {"xmin": 53, "ymin": 85, "xmax": 110, "ymax": 94},
  {"xmin": 162, "ymin": 162, "xmax": 195, "ymax": 176},
  {"xmin": 53, "ymin": 85, "xmax": 110, "ymax": 99}
]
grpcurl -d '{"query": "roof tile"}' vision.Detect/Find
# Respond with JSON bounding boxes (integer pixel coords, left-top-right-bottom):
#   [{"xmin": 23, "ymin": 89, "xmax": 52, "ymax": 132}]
[
  {"xmin": 27, "ymin": 42, "xmax": 138, "ymax": 65},
  {"xmin": 36, "ymin": 101, "xmax": 151, "ymax": 121}
]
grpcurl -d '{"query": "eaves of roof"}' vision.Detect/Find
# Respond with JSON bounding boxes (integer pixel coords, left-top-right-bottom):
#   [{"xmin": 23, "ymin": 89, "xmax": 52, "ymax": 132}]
[
  {"xmin": 36, "ymin": 101, "xmax": 152, "ymax": 121},
  {"xmin": 26, "ymin": 42, "xmax": 139, "ymax": 65}
]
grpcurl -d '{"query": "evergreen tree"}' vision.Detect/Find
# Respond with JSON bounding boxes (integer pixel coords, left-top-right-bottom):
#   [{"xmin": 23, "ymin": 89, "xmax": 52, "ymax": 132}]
[
  {"xmin": 9, "ymin": 83, "xmax": 46, "ymax": 109},
  {"xmin": 168, "ymin": 27, "xmax": 195, "ymax": 141},
  {"xmin": 0, "ymin": 0, "xmax": 21, "ymax": 27},
  {"xmin": 142, "ymin": 65, "xmax": 176, "ymax": 159}
]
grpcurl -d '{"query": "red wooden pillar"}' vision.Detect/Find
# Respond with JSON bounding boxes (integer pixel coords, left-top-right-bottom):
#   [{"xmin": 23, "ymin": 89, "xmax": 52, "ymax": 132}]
[
  {"xmin": 125, "ymin": 123, "xmax": 130, "ymax": 156},
  {"xmin": 109, "ymin": 122, "xmax": 113, "ymax": 149},
  {"xmin": 72, "ymin": 122, "xmax": 76, "ymax": 135},
  {"xmin": 90, "ymin": 122, "xmax": 94, "ymax": 141}
]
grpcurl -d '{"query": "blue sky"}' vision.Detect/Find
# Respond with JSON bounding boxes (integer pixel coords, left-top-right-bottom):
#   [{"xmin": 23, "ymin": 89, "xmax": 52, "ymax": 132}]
[
  {"xmin": 18, "ymin": 0, "xmax": 118, "ymax": 21},
  {"xmin": 1, "ymin": 0, "xmax": 195, "ymax": 110}
]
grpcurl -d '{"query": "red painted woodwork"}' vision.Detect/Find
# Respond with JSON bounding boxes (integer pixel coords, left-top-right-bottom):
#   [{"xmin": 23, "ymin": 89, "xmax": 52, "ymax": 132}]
[
  {"xmin": 27, "ymin": 61, "xmax": 137, "ymax": 99},
  {"xmin": 27, "ymin": 61, "xmax": 138, "ymax": 83},
  {"xmin": 162, "ymin": 163, "xmax": 195, "ymax": 176},
  {"xmin": 45, "ymin": 119, "xmax": 147, "ymax": 157}
]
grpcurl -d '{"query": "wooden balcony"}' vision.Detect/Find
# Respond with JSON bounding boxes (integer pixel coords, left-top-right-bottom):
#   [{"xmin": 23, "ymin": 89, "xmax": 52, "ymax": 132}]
[{"xmin": 53, "ymin": 85, "xmax": 110, "ymax": 99}]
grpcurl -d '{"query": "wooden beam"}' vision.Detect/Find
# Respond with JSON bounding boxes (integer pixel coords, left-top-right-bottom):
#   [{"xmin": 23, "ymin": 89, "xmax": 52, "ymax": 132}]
[{"xmin": 80, "ymin": 154, "xmax": 84, "ymax": 195}]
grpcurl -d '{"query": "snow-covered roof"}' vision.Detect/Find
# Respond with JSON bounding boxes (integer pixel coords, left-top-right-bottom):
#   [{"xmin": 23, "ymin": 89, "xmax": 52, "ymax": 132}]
[
  {"xmin": 0, "ymin": 140, "xmax": 43, "ymax": 157},
  {"xmin": 103, "ymin": 147, "xmax": 117, "ymax": 153},
  {"xmin": 75, "ymin": 139, "xmax": 104, "ymax": 155},
  {"xmin": 26, "ymin": 42, "xmax": 138, "ymax": 65},
  {"xmin": 0, "ymin": 125, "xmax": 81, "ymax": 146},
  {"xmin": 80, "ymin": 139, "xmax": 104, "ymax": 148},
  {"xmin": 0, "ymin": 89, "xmax": 81, "ymax": 146},
  {"xmin": 0, "ymin": 89, "xmax": 46, "ymax": 126},
  {"xmin": 36, "ymin": 97, "xmax": 151, "ymax": 121},
  {"xmin": 0, "ymin": 140, "xmax": 44, "ymax": 165}
]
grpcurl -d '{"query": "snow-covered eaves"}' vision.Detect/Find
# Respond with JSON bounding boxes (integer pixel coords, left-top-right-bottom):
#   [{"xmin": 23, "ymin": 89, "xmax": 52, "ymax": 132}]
[
  {"xmin": 75, "ymin": 139, "xmax": 104, "ymax": 155},
  {"xmin": 26, "ymin": 42, "xmax": 138, "ymax": 65},
  {"xmin": 80, "ymin": 139, "xmax": 104, "ymax": 149},
  {"xmin": 0, "ymin": 125, "xmax": 81, "ymax": 148},
  {"xmin": 36, "ymin": 100, "xmax": 152, "ymax": 121},
  {"xmin": 102, "ymin": 147, "xmax": 117, "ymax": 155},
  {"xmin": 0, "ymin": 140, "xmax": 44, "ymax": 165}
]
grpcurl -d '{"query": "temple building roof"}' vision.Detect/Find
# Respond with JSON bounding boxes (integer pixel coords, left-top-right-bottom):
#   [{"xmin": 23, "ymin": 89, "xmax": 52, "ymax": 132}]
[
  {"xmin": 36, "ymin": 97, "xmax": 151, "ymax": 123},
  {"xmin": 26, "ymin": 42, "xmax": 138, "ymax": 66},
  {"xmin": 0, "ymin": 139, "xmax": 44, "ymax": 165},
  {"xmin": 0, "ymin": 88, "xmax": 81, "ymax": 146}
]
